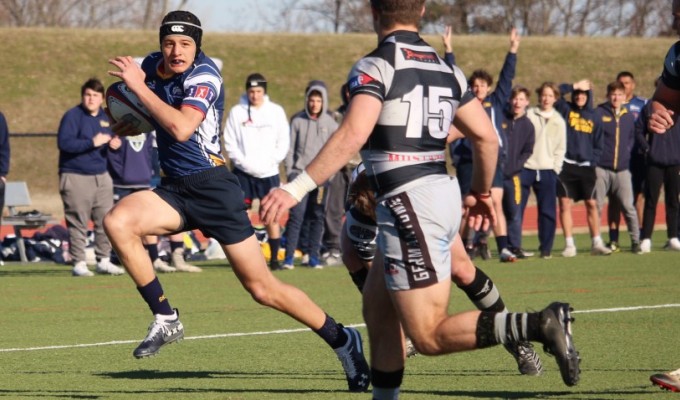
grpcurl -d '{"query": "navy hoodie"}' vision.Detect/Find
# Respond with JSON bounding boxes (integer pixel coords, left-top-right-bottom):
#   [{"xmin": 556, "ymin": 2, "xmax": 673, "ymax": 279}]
[
  {"xmin": 556, "ymin": 84, "xmax": 603, "ymax": 166},
  {"xmin": 595, "ymin": 102, "xmax": 635, "ymax": 171},
  {"xmin": 501, "ymin": 111, "xmax": 535, "ymax": 177}
]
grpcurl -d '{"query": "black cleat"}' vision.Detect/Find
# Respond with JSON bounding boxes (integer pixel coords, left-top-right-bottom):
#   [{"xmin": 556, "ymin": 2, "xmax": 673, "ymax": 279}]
[
  {"xmin": 335, "ymin": 326, "xmax": 370, "ymax": 392},
  {"xmin": 539, "ymin": 302, "xmax": 580, "ymax": 386},
  {"xmin": 133, "ymin": 308, "xmax": 184, "ymax": 358}
]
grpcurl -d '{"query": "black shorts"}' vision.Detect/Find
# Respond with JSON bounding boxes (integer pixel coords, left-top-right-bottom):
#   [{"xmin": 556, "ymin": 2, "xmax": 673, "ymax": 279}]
[
  {"xmin": 629, "ymin": 153, "xmax": 646, "ymax": 195},
  {"xmin": 154, "ymin": 167, "xmax": 253, "ymax": 245},
  {"xmin": 232, "ymin": 168, "xmax": 280, "ymax": 207},
  {"xmin": 557, "ymin": 163, "xmax": 597, "ymax": 202}
]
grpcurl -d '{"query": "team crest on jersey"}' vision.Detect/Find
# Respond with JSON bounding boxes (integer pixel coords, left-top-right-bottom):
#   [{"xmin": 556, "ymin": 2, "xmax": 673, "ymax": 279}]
[
  {"xmin": 100, "ymin": 120, "xmax": 110, "ymax": 128},
  {"xmin": 400, "ymin": 48, "xmax": 438, "ymax": 64},
  {"xmin": 349, "ymin": 73, "xmax": 376, "ymax": 90},
  {"xmin": 126, "ymin": 133, "xmax": 147, "ymax": 152}
]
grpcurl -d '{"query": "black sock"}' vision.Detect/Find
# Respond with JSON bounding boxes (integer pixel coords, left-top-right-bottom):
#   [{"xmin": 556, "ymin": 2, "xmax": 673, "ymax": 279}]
[
  {"xmin": 313, "ymin": 314, "xmax": 348, "ymax": 349},
  {"xmin": 495, "ymin": 235, "xmax": 508, "ymax": 252},
  {"xmin": 269, "ymin": 238, "xmax": 280, "ymax": 262},
  {"xmin": 609, "ymin": 229, "xmax": 619, "ymax": 243},
  {"xmin": 170, "ymin": 240, "xmax": 184, "ymax": 253},
  {"xmin": 372, "ymin": 368, "xmax": 403, "ymax": 399},
  {"xmin": 350, "ymin": 267, "xmax": 369, "ymax": 293},
  {"xmin": 137, "ymin": 277, "xmax": 173, "ymax": 315},
  {"xmin": 457, "ymin": 267, "xmax": 506, "ymax": 312},
  {"xmin": 145, "ymin": 244, "xmax": 159, "ymax": 262}
]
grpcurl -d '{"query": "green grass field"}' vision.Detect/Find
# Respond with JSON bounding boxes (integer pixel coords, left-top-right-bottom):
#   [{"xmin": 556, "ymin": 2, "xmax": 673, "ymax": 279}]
[{"xmin": 1, "ymin": 233, "xmax": 679, "ymax": 399}]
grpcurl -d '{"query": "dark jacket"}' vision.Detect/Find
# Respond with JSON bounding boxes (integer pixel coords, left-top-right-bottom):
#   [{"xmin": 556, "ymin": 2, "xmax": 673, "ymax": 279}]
[
  {"xmin": 595, "ymin": 103, "xmax": 635, "ymax": 171},
  {"xmin": 0, "ymin": 112, "xmax": 10, "ymax": 177},
  {"xmin": 57, "ymin": 104, "xmax": 112, "ymax": 175},
  {"xmin": 501, "ymin": 112, "xmax": 535, "ymax": 177},
  {"xmin": 106, "ymin": 133, "xmax": 154, "ymax": 187},
  {"xmin": 449, "ymin": 51, "xmax": 516, "ymax": 167},
  {"xmin": 556, "ymin": 84, "xmax": 603, "ymax": 165},
  {"xmin": 635, "ymin": 105, "xmax": 680, "ymax": 166}
]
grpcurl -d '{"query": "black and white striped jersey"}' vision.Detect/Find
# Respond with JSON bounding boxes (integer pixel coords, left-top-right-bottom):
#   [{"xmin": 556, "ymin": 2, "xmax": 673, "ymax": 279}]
[{"xmin": 347, "ymin": 30, "xmax": 474, "ymax": 196}]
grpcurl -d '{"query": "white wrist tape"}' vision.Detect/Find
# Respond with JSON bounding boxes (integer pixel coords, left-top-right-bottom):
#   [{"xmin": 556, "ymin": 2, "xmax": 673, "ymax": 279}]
[{"xmin": 281, "ymin": 170, "xmax": 317, "ymax": 202}]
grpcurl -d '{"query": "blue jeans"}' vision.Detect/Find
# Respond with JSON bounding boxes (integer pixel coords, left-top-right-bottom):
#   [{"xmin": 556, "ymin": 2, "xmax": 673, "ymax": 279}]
[{"xmin": 284, "ymin": 186, "xmax": 328, "ymax": 265}]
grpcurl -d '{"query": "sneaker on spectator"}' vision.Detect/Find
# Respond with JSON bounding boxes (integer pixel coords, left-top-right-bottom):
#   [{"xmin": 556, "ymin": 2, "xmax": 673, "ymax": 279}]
[
  {"xmin": 96, "ymin": 258, "xmax": 126, "ymax": 275},
  {"xmin": 512, "ymin": 248, "xmax": 534, "ymax": 259},
  {"xmin": 631, "ymin": 241, "xmax": 642, "ymax": 254},
  {"xmin": 540, "ymin": 251, "xmax": 552, "ymax": 259},
  {"xmin": 590, "ymin": 242, "xmax": 612, "ymax": 256},
  {"xmin": 323, "ymin": 250, "xmax": 342, "ymax": 266},
  {"xmin": 606, "ymin": 241, "xmax": 620, "ymax": 253},
  {"xmin": 664, "ymin": 237, "xmax": 680, "ymax": 251},
  {"xmin": 153, "ymin": 258, "xmax": 176, "ymax": 273},
  {"xmin": 640, "ymin": 238, "xmax": 652, "ymax": 253},
  {"xmin": 301, "ymin": 253, "xmax": 310, "ymax": 265},
  {"xmin": 171, "ymin": 248, "xmax": 202, "ymax": 272},
  {"xmin": 279, "ymin": 263, "xmax": 295, "ymax": 270},
  {"xmin": 72, "ymin": 261, "xmax": 94, "ymax": 277},
  {"xmin": 477, "ymin": 241, "xmax": 491, "ymax": 260},
  {"xmin": 269, "ymin": 259, "xmax": 281, "ymax": 270},
  {"xmin": 561, "ymin": 245, "xmax": 577, "ymax": 258},
  {"xmin": 500, "ymin": 248, "xmax": 517, "ymax": 263},
  {"xmin": 309, "ymin": 257, "xmax": 323, "ymax": 269}
]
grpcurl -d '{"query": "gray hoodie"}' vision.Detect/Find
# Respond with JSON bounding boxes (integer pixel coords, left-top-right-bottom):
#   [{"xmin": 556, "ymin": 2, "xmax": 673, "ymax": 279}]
[{"xmin": 285, "ymin": 80, "xmax": 338, "ymax": 178}]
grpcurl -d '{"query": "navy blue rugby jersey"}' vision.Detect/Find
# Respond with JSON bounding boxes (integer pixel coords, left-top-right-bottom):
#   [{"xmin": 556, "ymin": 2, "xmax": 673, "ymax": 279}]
[
  {"xmin": 141, "ymin": 51, "xmax": 225, "ymax": 178},
  {"xmin": 347, "ymin": 30, "xmax": 474, "ymax": 196},
  {"xmin": 662, "ymin": 41, "xmax": 680, "ymax": 90}
]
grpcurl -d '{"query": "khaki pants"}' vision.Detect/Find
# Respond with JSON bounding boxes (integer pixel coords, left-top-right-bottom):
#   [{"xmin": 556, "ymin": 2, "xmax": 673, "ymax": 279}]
[{"xmin": 59, "ymin": 172, "xmax": 113, "ymax": 263}]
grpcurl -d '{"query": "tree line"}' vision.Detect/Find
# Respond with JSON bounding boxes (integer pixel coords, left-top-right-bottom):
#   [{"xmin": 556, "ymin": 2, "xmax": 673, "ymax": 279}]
[{"xmin": 0, "ymin": 0, "xmax": 673, "ymax": 37}]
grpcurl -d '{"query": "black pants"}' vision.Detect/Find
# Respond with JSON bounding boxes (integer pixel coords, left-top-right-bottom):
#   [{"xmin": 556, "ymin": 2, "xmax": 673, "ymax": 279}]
[{"xmin": 642, "ymin": 163, "xmax": 680, "ymax": 239}]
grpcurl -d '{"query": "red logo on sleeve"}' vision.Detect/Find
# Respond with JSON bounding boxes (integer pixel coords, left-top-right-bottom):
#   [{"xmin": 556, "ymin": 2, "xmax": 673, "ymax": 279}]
[{"xmin": 195, "ymin": 86, "xmax": 210, "ymax": 99}]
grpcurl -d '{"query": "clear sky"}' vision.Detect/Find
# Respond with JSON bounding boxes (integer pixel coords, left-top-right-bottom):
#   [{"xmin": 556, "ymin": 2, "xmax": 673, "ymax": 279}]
[{"xmin": 184, "ymin": 0, "xmax": 282, "ymax": 32}]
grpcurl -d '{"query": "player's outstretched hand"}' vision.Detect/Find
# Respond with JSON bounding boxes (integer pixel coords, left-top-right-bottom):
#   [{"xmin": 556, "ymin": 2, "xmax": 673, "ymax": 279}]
[
  {"xmin": 462, "ymin": 192, "xmax": 496, "ymax": 232},
  {"xmin": 260, "ymin": 188, "xmax": 299, "ymax": 226},
  {"xmin": 108, "ymin": 56, "xmax": 146, "ymax": 92}
]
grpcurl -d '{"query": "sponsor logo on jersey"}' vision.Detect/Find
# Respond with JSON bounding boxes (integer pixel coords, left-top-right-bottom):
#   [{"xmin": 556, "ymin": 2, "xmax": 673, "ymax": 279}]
[
  {"xmin": 349, "ymin": 73, "xmax": 376, "ymax": 90},
  {"xmin": 191, "ymin": 85, "xmax": 214, "ymax": 101},
  {"xmin": 401, "ymin": 48, "xmax": 439, "ymax": 64}
]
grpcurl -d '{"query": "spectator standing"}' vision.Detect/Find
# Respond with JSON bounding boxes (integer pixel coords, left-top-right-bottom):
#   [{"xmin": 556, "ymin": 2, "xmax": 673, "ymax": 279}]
[
  {"xmin": 636, "ymin": 106, "xmax": 680, "ymax": 253},
  {"xmin": 555, "ymin": 80, "xmax": 611, "ymax": 257},
  {"xmin": 223, "ymin": 73, "xmax": 289, "ymax": 270},
  {"xmin": 501, "ymin": 86, "xmax": 535, "ymax": 258},
  {"xmin": 594, "ymin": 81, "xmax": 642, "ymax": 253},
  {"xmin": 282, "ymin": 80, "xmax": 337, "ymax": 270},
  {"xmin": 606, "ymin": 71, "xmax": 648, "ymax": 251},
  {"xmin": 57, "ymin": 78, "xmax": 124, "ymax": 277},
  {"xmin": 447, "ymin": 27, "xmax": 520, "ymax": 261},
  {"xmin": 0, "ymin": 112, "xmax": 9, "ymax": 254},
  {"xmin": 521, "ymin": 82, "xmax": 567, "ymax": 258}
]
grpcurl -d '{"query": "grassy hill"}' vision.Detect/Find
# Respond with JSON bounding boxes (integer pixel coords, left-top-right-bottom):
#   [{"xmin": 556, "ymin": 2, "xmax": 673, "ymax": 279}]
[{"xmin": 1, "ymin": 28, "xmax": 673, "ymax": 218}]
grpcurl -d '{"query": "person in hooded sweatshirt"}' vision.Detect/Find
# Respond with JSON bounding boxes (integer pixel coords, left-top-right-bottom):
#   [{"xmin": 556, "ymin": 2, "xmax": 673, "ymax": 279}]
[
  {"xmin": 282, "ymin": 80, "xmax": 338, "ymax": 270},
  {"xmin": 555, "ymin": 80, "xmax": 611, "ymax": 257},
  {"xmin": 223, "ymin": 73, "xmax": 290, "ymax": 269}
]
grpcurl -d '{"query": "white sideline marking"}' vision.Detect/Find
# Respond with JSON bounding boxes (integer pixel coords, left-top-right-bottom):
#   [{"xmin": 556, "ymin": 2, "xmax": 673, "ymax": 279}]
[{"xmin": 2, "ymin": 305, "xmax": 679, "ymax": 353}]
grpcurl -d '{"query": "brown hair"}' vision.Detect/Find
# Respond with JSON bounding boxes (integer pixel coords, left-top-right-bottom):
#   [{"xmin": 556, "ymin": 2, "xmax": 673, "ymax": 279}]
[
  {"xmin": 606, "ymin": 81, "xmax": 625, "ymax": 95},
  {"xmin": 81, "ymin": 78, "xmax": 104, "ymax": 96},
  {"xmin": 511, "ymin": 85, "xmax": 530, "ymax": 100},
  {"xmin": 370, "ymin": 0, "xmax": 425, "ymax": 30},
  {"xmin": 469, "ymin": 69, "xmax": 493, "ymax": 87},
  {"xmin": 535, "ymin": 82, "xmax": 561, "ymax": 98}
]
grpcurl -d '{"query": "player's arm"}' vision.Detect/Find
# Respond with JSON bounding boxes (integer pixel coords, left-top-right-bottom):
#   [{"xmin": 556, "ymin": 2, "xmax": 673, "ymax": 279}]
[
  {"xmin": 108, "ymin": 56, "xmax": 202, "ymax": 142},
  {"xmin": 452, "ymin": 98, "xmax": 499, "ymax": 231},
  {"xmin": 260, "ymin": 94, "xmax": 379, "ymax": 225}
]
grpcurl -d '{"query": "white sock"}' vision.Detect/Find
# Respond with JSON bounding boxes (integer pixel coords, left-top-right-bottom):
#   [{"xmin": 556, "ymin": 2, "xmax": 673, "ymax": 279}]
[
  {"xmin": 565, "ymin": 237, "xmax": 575, "ymax": 247},
  {"xmin": 592, "ymin": 236, "xmax": 603, "ymax": 246}
]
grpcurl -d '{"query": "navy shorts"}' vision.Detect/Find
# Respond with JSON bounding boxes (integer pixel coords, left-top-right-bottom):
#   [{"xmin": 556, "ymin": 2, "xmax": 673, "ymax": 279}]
[
  {"xmin": 557, "ymin": 163, "xmax": 597, "ymax": 202},
  {"xmin": 154, "ymin": 167, "xmax": 253, "ymax": 245},
  {"xmin": 232, "ymin": 168, "xmax": 280, "ymax": 208}
]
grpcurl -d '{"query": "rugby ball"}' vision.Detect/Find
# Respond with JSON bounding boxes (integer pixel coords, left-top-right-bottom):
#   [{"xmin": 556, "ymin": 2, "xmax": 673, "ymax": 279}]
[{"xmin": 105, "ymin": 81, "xmax": 154, "ymax": 133}]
